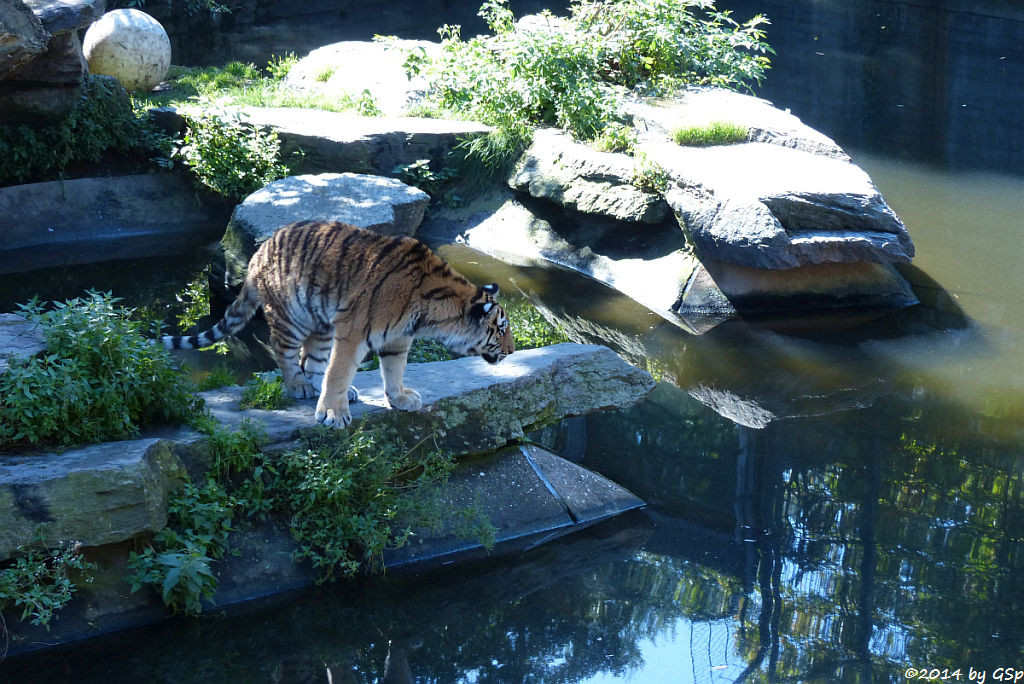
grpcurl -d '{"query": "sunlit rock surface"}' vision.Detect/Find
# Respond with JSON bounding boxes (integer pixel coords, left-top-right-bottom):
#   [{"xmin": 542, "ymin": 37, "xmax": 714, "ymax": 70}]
[{"xmin": 214, "ymin": 172, "xmax": 428, "ymax": 295}]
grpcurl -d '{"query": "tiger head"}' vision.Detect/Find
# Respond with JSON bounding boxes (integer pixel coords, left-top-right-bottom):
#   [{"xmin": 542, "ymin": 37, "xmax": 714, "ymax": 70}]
[{"xmin": 462, "ymin": 283, "xmax": 514, "ymax": 364}]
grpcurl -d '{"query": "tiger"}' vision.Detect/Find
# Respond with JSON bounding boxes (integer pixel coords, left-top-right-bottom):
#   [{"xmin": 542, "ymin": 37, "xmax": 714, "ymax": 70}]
[{"xmin": 163, "ymin": 220, "xmax": 514, "ymax": 429}]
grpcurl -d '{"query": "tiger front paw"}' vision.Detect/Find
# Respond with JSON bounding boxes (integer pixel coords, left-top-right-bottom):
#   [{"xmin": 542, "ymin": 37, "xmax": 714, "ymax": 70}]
[
  {"xmin": 315, "ymin": 401, "xmax": 352, "ymax": 429},
  {"xmin": 386, "ymin": 387, "xmax": 422, "ymax": 412}
]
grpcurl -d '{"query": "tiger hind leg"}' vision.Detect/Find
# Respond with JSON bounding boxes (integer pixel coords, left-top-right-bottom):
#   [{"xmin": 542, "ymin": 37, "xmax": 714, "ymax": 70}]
[
  {"xmin": 315, "ymin": 334, "xmax": 363, "ymax": 429},
  {"xmin": 267, "ymin": 314, "xmax": 318, "ymax": 400}
]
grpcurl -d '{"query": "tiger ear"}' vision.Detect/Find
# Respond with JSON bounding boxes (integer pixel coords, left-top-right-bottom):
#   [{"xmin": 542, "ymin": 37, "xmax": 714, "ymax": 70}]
[
  {"xmin": 481, "ymin": 283, "xmax": 499, "ymax": 296},
  {"xmin": 469, "ymin": 301, "xmax": 489, "ymax": 320}
]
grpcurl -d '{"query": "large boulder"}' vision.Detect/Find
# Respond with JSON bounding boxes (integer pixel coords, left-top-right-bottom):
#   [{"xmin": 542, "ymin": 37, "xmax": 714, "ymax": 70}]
[
  {"xmin": 648, "ymin": 141, "xmax": 915, "ymax": 270},
  {"xmin": 282, "ymin": 39, "xmax": 439, "ymax": 117},
  {"xmin": 0, "ymin": 0, "xmax": 48, "ymax": 78},
  {"xmin": 0, "ymin": 0, "xmax": 107, "ymax": 122},
  {"xmin": 508, "ymin": 128, "xmax": 671, "ymax": 225},
  {"xmin": 0, "ymin": 173, "xmax": 229, "ymax": 275},
  {"xmin": 215, "ymin": 172, "xmax": 429, "ymax": 295}
]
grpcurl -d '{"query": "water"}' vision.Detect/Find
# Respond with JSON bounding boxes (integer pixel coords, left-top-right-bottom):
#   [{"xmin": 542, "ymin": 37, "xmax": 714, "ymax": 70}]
[{"xmin": 5, "ymin": 2, "xmax": 1024, "ymax": 681}]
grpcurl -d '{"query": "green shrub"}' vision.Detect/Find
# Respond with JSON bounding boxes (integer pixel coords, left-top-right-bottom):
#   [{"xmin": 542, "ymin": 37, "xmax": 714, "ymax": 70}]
[
  {"xmin": 671, "ymin": 120, "xmax": 748, "ymax": 146},
  {"xmin": 0, "ymin": 75, "xmax": 172, "ymax": 185},
  {"xmin": 503, "ymin": 299, "xmax": 570, "ymax": 349},
  {"xmin": 592, "ymin": 122, "xmax": 638, "ymax": 154},
  {"xmin": 239, "ymin": 371, "xmax": 294, "ymax": 410},
  {"xmin": 268, "ymin": 426, "xmax": 469, "ymax": 581},
  {"xmin": 406, "ymin": 0, "xmax": 771, "ymax": 175},
  {"xmin": 0, "ymin": 292, "xmax": 202, "ymax": 449},
  {"xmin": 175, "ymin": 108, "xmax": 289, "ymax": 199},
  {"xmin": 0, "ymin": 538, "xmax": 95, "ymax": 628},
  {"xmin": 631, "ymin": 152, "xmax": 671, "ymax": 193}
]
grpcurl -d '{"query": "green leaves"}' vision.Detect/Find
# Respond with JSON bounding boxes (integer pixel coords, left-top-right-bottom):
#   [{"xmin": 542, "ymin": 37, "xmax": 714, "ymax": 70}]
[
  {"xmin": 0, "ymin": 537, "xmax": 95, "ymax": 629},
  {"xmin": 175, "ymin": 109, "xmax": 289, "ymax": 200},
  {"xmin": 0, "ymin": 292, "xmax": 202, "ymax": 450}
]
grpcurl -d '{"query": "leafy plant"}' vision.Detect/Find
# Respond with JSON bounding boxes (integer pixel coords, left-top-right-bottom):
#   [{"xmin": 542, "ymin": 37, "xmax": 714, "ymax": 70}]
[
  {"xmin": 671, "ymin": 120, "xmax": 748, "ymax": 146},
  {"xmin": 314, "ymin": 65, "xmax": 337, "ymax": 83},
  {"xmin": 175, "ymin": 108, "xmax": 289, "ymax": 199},
  {"xmin": 502, "ymin": 298, "xmax": 570, "ymax": 349},
  {"xmin": 404, "ymin": 0, "xmax": 772, "ymax": 177},
  {"xmin": 0, "ymin": 75, "xmax": 172, "ymax": 185},
  {"xmin": 592, "ymin": 122, "xmax": 638, "ymax": 154},
  {"xmin": 393, "ymin": 158, "xmax": 459, "ymax": 198},
  {"xmin": 265, "ymin": 52, "xmax": 299, "ymax": 81},
  {"xmin": 0, "ymin": 538, "xmax": 95, "ymax": 629},
  {"xmin": 0, "ymin": 292, "xmax": 202, "ymax": 449},
  {"xmin": 268, "ymin": 427, "xmax": 465, "ymax": 581},
  {"xmin": 239, "ymin": 371, "xmax": 294, "ymax": 410},
  {"xmin": 196, "ymin": 364, "xmax": 238, "ymax": 391},
  {"xmin": 126, "ymin": 480, "xmax": 234, "ymax": 615},
  {"xmin": 631, "ymin": 152, "xmax": 671, "ymax": 193}
]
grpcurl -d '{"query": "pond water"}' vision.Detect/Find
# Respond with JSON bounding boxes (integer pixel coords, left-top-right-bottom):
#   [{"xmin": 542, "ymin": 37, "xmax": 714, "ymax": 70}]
[{"xmin": 4, "ymin": 2, "xmax": 1024, "ymax": 682}]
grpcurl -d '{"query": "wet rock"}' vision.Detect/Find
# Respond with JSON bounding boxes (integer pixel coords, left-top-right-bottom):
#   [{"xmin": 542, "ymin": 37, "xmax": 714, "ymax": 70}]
[
  {"xmin": 0, "ymin": 312, "xmax": 44, "ymax": 373},
  {"xmin": 0, "ymin": 172, "xmax": 229, "ymax": 276},
  {"xmin": 215, "ymin": 172, "xmax": 429, "ymax": 295},
  {"xmin": 242, "ymin": 106, "xmax": 491, "ymax": 176},
  {"xmin": 508, "ymin": 128, "xmax": 671, "ymax": 224}
]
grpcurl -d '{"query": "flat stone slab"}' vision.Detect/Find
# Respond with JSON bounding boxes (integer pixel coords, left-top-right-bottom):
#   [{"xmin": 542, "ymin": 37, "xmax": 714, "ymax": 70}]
[
  {"xmin": 243, "ymin": 106, "xmax": 491, "ymax": 176},
  {"xmin": 0, "ymin": 312, "xmax": 43, "ymax": 373},
  {"xmin": 205, "ymin": 343, "xmax": 656, "ymax": 455},
  {"xmin": 0, "ymin": 439, "xmax": 186, "ymax": 559},
  {"xmin": 216, "ymin": 172, "xmax": 429, "ymax": 293},
  {"xmin": 0, "ymin": 343, "xmax": 653, "ymax": 562},
  {"xmin": 0, "ymin": 172, "xmax": 229, "ymax": 275}
]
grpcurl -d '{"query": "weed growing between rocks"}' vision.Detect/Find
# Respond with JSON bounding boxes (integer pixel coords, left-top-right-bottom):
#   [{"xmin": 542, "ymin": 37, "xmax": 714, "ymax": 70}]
[
  {"xmin": 672, "ymin": 121, "xmax": 749, "ymax": 146},
  {"xmin": 0, "ymin": 292, "xmax": 202, "ymax": 450},
  {"xmin": 238, "ymin": 371, "xmax": 294, "ymax": 410}
]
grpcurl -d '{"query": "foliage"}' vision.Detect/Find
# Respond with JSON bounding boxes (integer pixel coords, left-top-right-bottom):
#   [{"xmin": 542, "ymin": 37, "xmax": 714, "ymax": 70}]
[
  {"xmin": 0, "ymin": 75, "xmax": 172, "ymax": 185},
  {"xmin": 127, "ymin": 480, "xmax": 234, "ymax": 615},
  {"xmin": 405, "ymin": 0, "xmax": 771, "ymax": 174},
  {"xmin": 265, "ymin": 52, "xmax": 299, "ymax": 81},
  {"xmin": 592, "ymin": 122, "xmax": 637, "ymax": 154},
  {"xmin": 631, "ymin": 152, "xmax": 671, "ymax": 193},
  {"xmin": 0, "ymin": 292, "xmax": 202, "ymax": 449},
  {"xmin": 239, "ymin": 371, "xmax": 294, "ymax": 410},
  {"xmin": 393, "ymin": 158, "xmax": 460, "ymax": 200},
  {"xmin": 268, "ymin": 427, "xmax": 467, "ymax": 581},
  {"xmin": 0, "ymin": 538, "xmax": 94, "ymax": 629},
  {"xmin": 671, "ymin": 120, "xmax": 748, "ymax": 146},
  {"xmin": 502, "ymin": 298, "xmax": 570, "ymax": 349},
  {"xmin": 175, "ymin": 108, "xmax": 289, "ymax": 199},
  {"xmin": 196, "ymin": 364, "xmax": 238, "ymax": 391}
]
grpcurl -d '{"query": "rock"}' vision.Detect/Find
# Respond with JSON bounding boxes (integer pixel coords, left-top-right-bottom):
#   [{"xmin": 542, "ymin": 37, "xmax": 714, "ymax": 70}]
[
  {"xmin": 242, "ymin": 106, "xmax": 491, "ymax": 176},
  {"xmin": 0, "ymin": 439, "xmax": 187, "ymax": 560},
  {"xmin": 0, "ymin": 0, "xmax": 106, "ymax": 122},
  {"xmin": 460, "ymin": 197, "xmax": 701, "ymax": 327},
  {"xmin": 0, "ymin": 0, "xmax": 48, "ymax": 79},
  {"xmin": 508, "ymin": 128, "xmax": 671, "ymax": 225},
  {"xmin": 0, "ymin": 173, "xmax": 229, "ymax": 276},
  {"xmin": 83, "ymin": 9, "xmax": 171, "ymax": 92},
  {"xmin": 204, "ymin": 343, "xmax": 656, "ymax": 455},
  {"xmin": 623, "ymin": 88, "xmax": 850, "ymax": 160},
  {"xmin": 216, "ymin": 172, "xmax": 429, "ymax": 295},
  {"xmin": 649, "ymin": 141, "xmax": 915, "ymax": 270},
  {"xmin": 283, "ymin": 39, "xmax": 439, "ymax": 117},
  {"xmin": 0, "ymin": 313, "xmax": 44, "ymax": 374}
]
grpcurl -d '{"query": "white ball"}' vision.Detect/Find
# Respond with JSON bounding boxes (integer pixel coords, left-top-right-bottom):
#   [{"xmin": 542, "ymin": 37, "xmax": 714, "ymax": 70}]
[{"xmin": 83, "ymin": 9, "xmax": 171, "ymax": 92}]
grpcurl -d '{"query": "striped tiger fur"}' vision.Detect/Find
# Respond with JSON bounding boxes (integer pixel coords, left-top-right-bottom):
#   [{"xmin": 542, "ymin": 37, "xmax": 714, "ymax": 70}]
[{"xmin": 164, "ymin": 220, "xmax": 514, "ymax": 428}]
